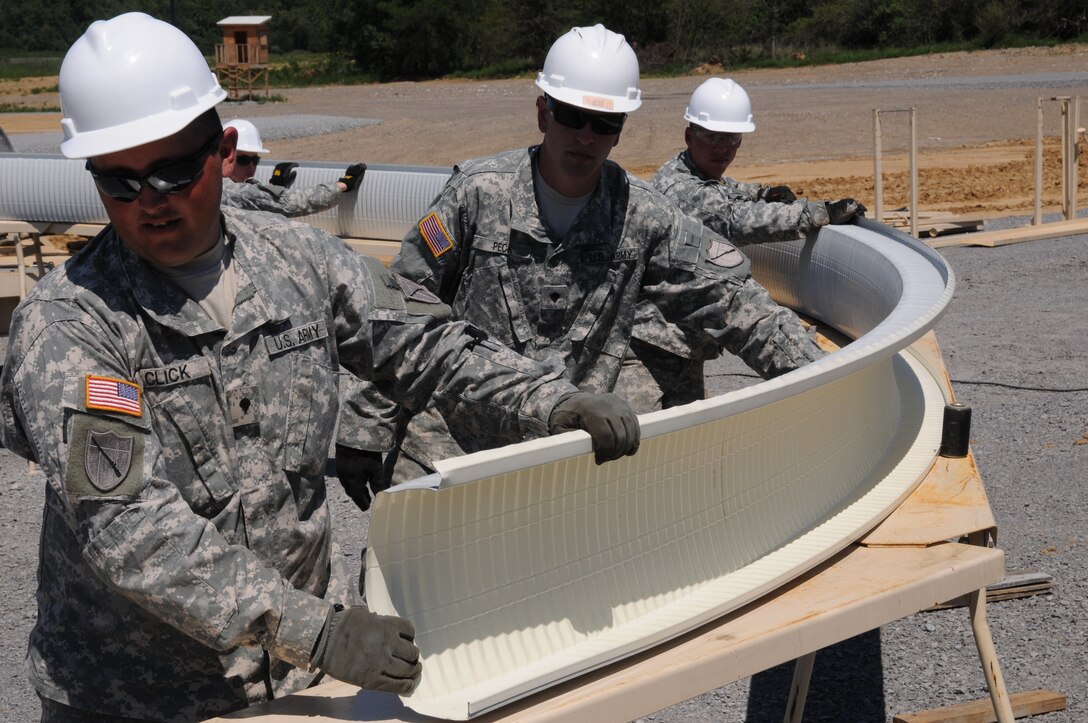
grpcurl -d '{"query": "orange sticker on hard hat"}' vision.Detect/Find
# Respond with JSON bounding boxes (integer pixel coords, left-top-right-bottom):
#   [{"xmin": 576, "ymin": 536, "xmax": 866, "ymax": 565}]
[{"xmin": 581, "ymin": 95, "xmax": 615, "ymax": 111}]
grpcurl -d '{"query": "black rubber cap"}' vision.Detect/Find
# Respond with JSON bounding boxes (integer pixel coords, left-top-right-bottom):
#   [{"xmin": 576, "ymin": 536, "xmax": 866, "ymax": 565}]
[{"xmin": 939, "ymin": 402, "xmax": 972, "ymax": 458}]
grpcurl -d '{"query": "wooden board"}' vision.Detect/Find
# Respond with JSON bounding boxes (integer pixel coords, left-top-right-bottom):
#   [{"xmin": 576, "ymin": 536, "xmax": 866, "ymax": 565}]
[
  {"xmin": 927, "ymin": 569, "xmax": 1055, "ymax": 610},
  {"xmin": 892, "ymin": 688, "xmax": 1066, "ymax": 723},
  {"xmin": 205, "ymin": 543, "xmax": 1005, "ymax": 722},
  {"xmin": 880, "ymin": 210, "xmax": 985, "ymax": 238},
  {"xmin": 928, "ymin": 218, "xmax": 1088, "ymax": 249}
]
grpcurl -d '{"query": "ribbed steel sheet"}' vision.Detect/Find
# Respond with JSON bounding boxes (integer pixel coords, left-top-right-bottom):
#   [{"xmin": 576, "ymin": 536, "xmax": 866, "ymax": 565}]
[
  {"xmin": 0, "ymin": 154, "xmax": 452, "ymax": 241},
  {"xmin": 364, "ymin": 220, "xmax": 956, "ymax": 719}
]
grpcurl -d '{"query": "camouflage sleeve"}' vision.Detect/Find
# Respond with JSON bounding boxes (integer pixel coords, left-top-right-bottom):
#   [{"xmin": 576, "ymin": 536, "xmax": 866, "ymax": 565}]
[
  {"xmin": 390, "ymin": 173, "xmax": 470, "ymax": 303},
  {"xmin": 0, "ymin": 308, "xmax": 329, "ymax": 669},
  {"xmin": 732, "ymin": 178, "xmax": 764, "ymax": 200},
  {"xmin": 708, "ymin": 275, "xmax": 826, "ymax": 378},
  {"xmin": 272, "ymin": 182, "xmax": 341, "ymax": 217},
  {"xmin": 221, "ymin": 179, "xmax": 340, "ymax": 217},
  {"xmin": 675, "ymin": 181, "xmax": 831, "ymax": 247},
  {"xmin": 335, "ymin": 373, "xmax": 397, "ymax": 452},
  {"xmin": 638, "ymin": 198, "xmax": 825, "ymax": 378},
  {"xmin": 329, "ymin": 247, "xmax": 576, "ymax": 442}
]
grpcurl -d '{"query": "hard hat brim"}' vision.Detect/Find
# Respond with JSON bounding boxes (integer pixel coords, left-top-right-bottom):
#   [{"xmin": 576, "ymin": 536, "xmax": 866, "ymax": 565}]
[{"xmin": 685, "ymin": 114, "xmax": 756, "ymax": 133}]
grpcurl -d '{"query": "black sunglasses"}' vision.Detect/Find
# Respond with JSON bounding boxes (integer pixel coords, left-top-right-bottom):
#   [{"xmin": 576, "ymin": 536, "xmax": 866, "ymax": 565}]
[
  {"xmin": 235, "ymin": 154, "xmax": 261, "ymax": 166},
  {"xmin": 691, "ymin": 126, "xmax": 743, "ymax": 148},
  {"xmin": 86, "ymin": 132, "xmax": 223, "ymax": 203},
  {"xmin": 545, "ymin": 96, "xmax": 626, "ymax": 135}
]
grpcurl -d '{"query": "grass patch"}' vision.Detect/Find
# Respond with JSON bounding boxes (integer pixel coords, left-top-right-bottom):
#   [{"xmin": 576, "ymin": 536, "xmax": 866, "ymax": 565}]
[
  {"xmin": 756, "ymin": 41, "xmax": 982, "ymax": 68},
  {"xmin": 0, "ymin": 51, "xmax": 62, "ymax": 80},
  {"xmin": 2, "ymin": 39, "xmax": 1085, "ymax": 88},
  {"xmin": 647, "ymin": 40, "xmax": 987, "ymax": 76},
  {"xmin": 645, "ymin": 38, "xmax": 1086, "ymax": 77},
  {"xmin": 224, "ymin": 93, "xmax": 289, "ymax": 104},
  {"xmin": 0, "ymin": 102, "xmax": 61, "ymax": 112},
  {"xmin": 269, "ymin": 51, "xmax": 374, "ymax": 87},
  {"xmin": 450, "ymin": 58, "xmax": 537, "ymax": 81}
]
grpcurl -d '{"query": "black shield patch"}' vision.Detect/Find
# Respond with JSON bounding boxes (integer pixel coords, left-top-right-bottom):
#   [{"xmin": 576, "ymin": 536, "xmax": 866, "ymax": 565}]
[{"xmin": 85, "ymin": 429, "xmax": 133, "ymax": 493}]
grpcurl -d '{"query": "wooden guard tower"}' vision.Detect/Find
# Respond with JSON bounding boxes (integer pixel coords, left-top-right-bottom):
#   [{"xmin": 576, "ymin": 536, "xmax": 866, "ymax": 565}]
[{"xmin": 214, "ymin": 16, "xmax": 271, "ymax": 99}]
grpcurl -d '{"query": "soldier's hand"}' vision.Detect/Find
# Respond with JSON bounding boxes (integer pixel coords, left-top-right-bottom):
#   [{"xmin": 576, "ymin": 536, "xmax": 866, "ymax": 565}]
[
  {"xmin": 549, "ymin": 391, "xmax": 640, "ymax": 464},
  {"xmin": 270, "ymin": 161, "xmax": 299, "ymax": 188},
  {"xmin": 826, "ymin": 198, "xmax": 867, "ymax": 224},
  {"xmin": 335, "ymin": 444, "xmax": 386, "ymax": 512},
  {"xmin": 338, "ymin": 163, "xmax": 367, "ymax": 192},
  {"xmin": 311, "ymin": 605, "xmax": 421, "ymax": 695},
  {"xmin": 763, "ymin": 185, "xmax": 797, "ymax": 203}
]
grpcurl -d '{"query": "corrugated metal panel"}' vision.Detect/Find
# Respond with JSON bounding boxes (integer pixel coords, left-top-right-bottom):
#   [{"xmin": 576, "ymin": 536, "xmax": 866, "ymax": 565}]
[
  {"xmin": 364, "ymin": 220, "xmax": 956, "ymax": 718},
  {"xmin": 0, "ymin": 154, "xmax": 451, "ymax": 241},
  {"xmin": 249, "ymin": 160, "xmax": 451, "ymax": 240},
  {"xmin": 0, "ymin": 154, "xmax": 108, "ymax": 224}
]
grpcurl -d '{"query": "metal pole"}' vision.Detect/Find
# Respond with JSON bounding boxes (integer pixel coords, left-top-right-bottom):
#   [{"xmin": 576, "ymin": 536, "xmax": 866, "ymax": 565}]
[
  {"xmin": 910, "ymin": 107, "xmax": 918, "ymax": 238},
  {"xmin": 1034, "ymin": 99, "xmax": 1043, "ymax": 226},
  {"xmin": 873, "ymin": 109, "xmax": 883, "ymax": 222}
]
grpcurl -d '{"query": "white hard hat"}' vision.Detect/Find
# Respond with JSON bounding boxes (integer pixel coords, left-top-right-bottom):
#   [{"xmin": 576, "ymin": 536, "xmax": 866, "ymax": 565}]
[
  {"xmin": 59, "ymin": 12, "xmax": 227, "ymax": 159},
  {"xmin": 535, "ymin": 24, "xmax": 642, "ymax": 114},
  {"xmin": 684, "ymin": 77, "xmax": 755, "ymax": 133},
  {"xmin": 223, "ymin": 119, "xmax": 270, "ymax": 154}
]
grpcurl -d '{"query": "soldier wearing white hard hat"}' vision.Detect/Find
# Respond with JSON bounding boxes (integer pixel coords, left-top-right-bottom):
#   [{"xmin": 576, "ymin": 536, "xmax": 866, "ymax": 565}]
[
  {"xmin": 5, "ymin": 12, "xmax": 641, "ymax": 721},
  {"xmin": 341, "ymin": 25, "xmax": 823, "ymax": 491},
  {"xmin": 218, "ymin": 117, "xmax": 365, "ymax": 217}
]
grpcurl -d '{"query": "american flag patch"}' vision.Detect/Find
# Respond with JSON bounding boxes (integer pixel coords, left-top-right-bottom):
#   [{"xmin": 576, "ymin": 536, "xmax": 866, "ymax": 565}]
[
  {"xmin": 419, "ymin": 212, "xmax": 453, "ymax": 258},
  {"xmin": 86, "ymin": 375, "xmax": 143, "ymax": 417}
]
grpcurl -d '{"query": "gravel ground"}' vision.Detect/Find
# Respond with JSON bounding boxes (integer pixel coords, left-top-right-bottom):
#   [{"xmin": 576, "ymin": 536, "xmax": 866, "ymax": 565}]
[
  {"xmin": 0, "ymin": 216, "xmax": 1085, "ymax": 721},
  {"xmin": 5, "ymin": 113, "xmax": 380, "ymax": 154},
  {"xmin": 653, "ymin": 215, "xmax": 1088, "ymax": 722}
]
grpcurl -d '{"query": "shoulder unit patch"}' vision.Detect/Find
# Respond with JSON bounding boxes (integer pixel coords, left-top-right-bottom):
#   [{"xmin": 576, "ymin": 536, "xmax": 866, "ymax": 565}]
[
  {"xmin": 705, "ymin": 239, "xmax": 744, "ymax": 268},
  {"xmin": 65, "ymin": 413, "xmax": 145, "ymax": 499}
]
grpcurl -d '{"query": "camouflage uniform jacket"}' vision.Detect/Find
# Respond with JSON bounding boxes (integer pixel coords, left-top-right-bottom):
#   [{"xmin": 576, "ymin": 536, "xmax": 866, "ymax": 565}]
[
  {"xmin": 221, "ymin": 176, "xmax": 340, "ymax": 217},
  {"xmin": 0, "ymin": 206, "xmax": 578, "ymax": 721},
  {"xmin": 386, "ymin": 145, "xmax": 814, "ymax": 467},
  {"xmin": 651, "ymin": 150, "xmax": 831, "ymax": 246}
]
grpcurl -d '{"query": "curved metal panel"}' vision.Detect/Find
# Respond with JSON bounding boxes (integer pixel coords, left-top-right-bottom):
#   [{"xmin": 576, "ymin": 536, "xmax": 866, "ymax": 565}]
[
  {"xmin": 364, "ymin": 221, "xmax": 955, "ymax": 719},
  {"xmin": 0, "ymin": 154, "xmax": 107, "ymax": 224},
  {"xmin": 249, "ymin": 160, "xmax": 451, "ymax": 240},
  {"xmin": 0, "ymin": 154, "xmax": 452, "ymax": 241}
]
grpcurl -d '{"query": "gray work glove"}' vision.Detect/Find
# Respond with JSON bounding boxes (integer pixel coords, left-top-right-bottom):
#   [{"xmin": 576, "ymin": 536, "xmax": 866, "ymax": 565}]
[
  {"xmin": 549, "ymin": 391, "xmax": 640, "ymax": 464},
  {"xmin": 270, "ymin": 161, "xmax": 299, "ymax": 188},
  {"xmin": 311, "ymin": 604, "xmax": 422, "ymax": 695},
  {"xmin": 762, "ymin": 185, "xmax": 797, "ymax": 203},
  {"xmin": 335, "ymin": 444, "xmax": 386, "ymax": 512},
  {"xmin": 826, "ymin": 198, "xmax": 867, "ymax": 224},
  {"xmin": 338, "ymin": 163, "xmax": 367, "ymax": 192}
]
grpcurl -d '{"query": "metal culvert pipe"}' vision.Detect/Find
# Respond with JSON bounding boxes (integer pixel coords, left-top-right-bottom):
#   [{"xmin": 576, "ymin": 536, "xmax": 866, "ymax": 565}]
[{"xmin": 0, "ymin": 154, "xmax": 452, "ymax": 241}]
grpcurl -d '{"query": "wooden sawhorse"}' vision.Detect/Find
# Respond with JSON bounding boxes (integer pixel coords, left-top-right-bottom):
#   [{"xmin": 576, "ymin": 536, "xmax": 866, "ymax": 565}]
[
  {"xmin": 0, "ymin": 220, "xmax": 51, "ymax": 300},
  {"xmin": 0, "ymin": 220, "xmax": 104, "ymax": 299}
]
